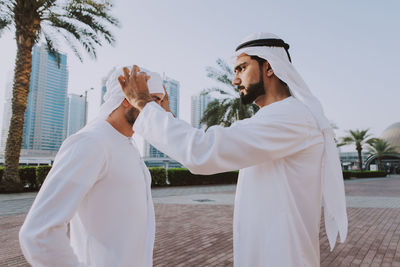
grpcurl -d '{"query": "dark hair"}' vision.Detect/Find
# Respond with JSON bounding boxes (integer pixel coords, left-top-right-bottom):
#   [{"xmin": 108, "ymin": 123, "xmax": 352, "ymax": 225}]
[
  {"xmin": 250, "ymin": 55, "xmax": 289, "ymax": 88},
  {"xmin": 250, "ymin": 55, "xmax": 266, "ymax": 68}
]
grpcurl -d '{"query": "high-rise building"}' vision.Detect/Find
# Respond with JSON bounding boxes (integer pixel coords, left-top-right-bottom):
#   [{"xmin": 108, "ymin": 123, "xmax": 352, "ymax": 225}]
[
  {"xmin": 66, "ymin": 94, "xmax": 86, "ymax": 137},
  {"xmin": 144, "ymin": 74, "xmax": 180, "ymax": 163},
  {"xmin": 191, "ymin": 93, "xmax": 213, "ymax": 129},
  {"xmin": 0, "ymin": 73, "xmax": 13, "ymax": 155},
  {"xmin": 163, "ymin": 76, "xmax": 180, "ymax": 118},
  {"xmin": 22, "ymin": 44, "xmax": 69, "ymax": 152}
]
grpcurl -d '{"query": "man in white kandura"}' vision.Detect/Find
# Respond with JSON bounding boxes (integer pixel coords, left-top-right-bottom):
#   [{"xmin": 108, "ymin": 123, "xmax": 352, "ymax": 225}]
[
  {"xmin": 119, "ymin": 33, "xmax": 348, "ymax": 267},
  {"xmin": 19, "ymin": 67, "xmax": 165, "ymax": 267}
]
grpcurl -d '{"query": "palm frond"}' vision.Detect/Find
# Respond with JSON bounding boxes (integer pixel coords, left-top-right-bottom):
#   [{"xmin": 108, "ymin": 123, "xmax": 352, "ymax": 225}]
[
  {"xmin": 44, "ymin": 14, "xmax": 97, "ymax": 58},
  {"xmin": 201, "ymin": 87, "xmax": 235, "ymax": 98},
  {"xmin": 40, "ymin": 0, "xmax": 119, "ymax": 61},
  {"xmin": 200, "ymin": 58, "xmax": 258, "ymax": 129},
  {"xmin": 206, "ymin": 67, "xmax": 233, "ymax": 86},
  {"xmin": 43, "ymin": 30, "xmax": 62, "ymax": 66},
  {"xmin": 341, "ymin": 136, "xmax": 354, "ymax": 144},
  {"xmin": 367, "ymin": 138, "xmax": 398, "ymax": 156},
  {"xmin": 200, "ymin": 100, "xmax": 222, "ymax": 129},
  {"xmin": 37, "ymin": 0, "xmax": 57, "ymax": 13},
  {"xmin": 216, "ymin": 58, "xmax": 234, "ymax": 76},
  {"xmin": 0, "ymin": 0, "xmax": 14, "ymax": 36}
]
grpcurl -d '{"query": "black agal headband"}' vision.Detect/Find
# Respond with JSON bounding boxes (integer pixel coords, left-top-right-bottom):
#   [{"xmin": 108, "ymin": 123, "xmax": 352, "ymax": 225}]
[{"xmin": 235, "ymin": 38, "xmax": 292, "ymax": 63}]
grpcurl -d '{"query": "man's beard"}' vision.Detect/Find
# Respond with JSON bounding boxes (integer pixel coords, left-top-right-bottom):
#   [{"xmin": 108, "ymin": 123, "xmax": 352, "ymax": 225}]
[
  {"xmin": 125, "ymin": 107, "xmax": 137, "ymax": 126},
  {"xmin": 239, "ymin": 78, "xmax": 265, "ymax": 105}
]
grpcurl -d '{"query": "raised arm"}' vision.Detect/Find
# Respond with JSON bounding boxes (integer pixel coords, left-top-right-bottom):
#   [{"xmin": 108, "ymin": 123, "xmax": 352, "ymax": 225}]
[
  {"xmin": 133, "ymin": 102, "xmax": 316, "ymax": 174},
  {"xmin": 119, "ymin": 65, "xmax": 320, "ymax": 175}
]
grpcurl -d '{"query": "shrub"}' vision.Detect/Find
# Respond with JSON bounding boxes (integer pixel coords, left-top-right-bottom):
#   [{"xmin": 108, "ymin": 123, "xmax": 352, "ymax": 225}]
[
  {"xmin": 36, "ymin": 166, "xmax": 52, "ymax": 188},
  {"xmin": 19, "ymin": 167, "xmax": 38, "ymax": 190},
  {"xmin": 167, "ymin": 168, "xmax": 238, "ymax": 186},
  {"xmin": 343, "ymin": 170, "xmax": 387, "ymax": 179},
  {"xmin": 149, "ymin": 167, "xmax": 167, "ymax": 186},
  {"xmin": 0, "ymin": 167, "xmax": 3, "ymax": 181}
]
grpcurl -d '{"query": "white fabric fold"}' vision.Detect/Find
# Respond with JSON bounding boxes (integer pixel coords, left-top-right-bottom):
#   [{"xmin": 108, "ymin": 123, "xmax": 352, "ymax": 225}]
[
  {"xmin": 233, "ymin": 32, "xmax": 348, "ymax": 250},
  {"xmin": 98, "ymin": 66, "xmax": 164, "ymax": 120}
]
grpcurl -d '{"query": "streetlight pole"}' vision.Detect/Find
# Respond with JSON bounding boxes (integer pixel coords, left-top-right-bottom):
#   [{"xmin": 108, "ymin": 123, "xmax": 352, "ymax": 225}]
[{"xmin": 83, "ymin": 87, "xmax": 94, "ymax": 126}]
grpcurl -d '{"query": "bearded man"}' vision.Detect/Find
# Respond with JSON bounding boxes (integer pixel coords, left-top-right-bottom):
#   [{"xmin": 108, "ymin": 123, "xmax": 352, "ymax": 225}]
[{"xmin": 119, "ymin": 32, "xmax": 348, "ymax": 267}]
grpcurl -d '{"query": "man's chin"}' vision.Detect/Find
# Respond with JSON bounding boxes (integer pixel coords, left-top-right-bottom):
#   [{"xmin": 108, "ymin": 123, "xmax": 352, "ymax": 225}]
[{"xmin": 240, "ymin": 94, "xmax": 254, "ymax": 105}]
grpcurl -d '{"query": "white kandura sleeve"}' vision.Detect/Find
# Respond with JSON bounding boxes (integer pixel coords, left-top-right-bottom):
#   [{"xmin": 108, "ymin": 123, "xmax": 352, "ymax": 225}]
[
  {"xmin": 19, "ymin": 134, "xmax": 108, "ymax": 267},
  {"xmin": 133, "ymin": 102, "xmax": 313, "ymax": 175}
]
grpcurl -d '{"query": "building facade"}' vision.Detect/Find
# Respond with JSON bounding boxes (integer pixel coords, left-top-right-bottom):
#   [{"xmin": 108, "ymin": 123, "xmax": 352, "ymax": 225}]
[
  {"xmin": 66, "ymin": 94, "xmax": 86, "ymax": 137},
  {"xmin": 365, "ymin": 122, "xmax": 400, "ymax": 174},
  {"xmin": 144, "ymin": 74, "xmax": 181, "ymax": 167},
  {"xmin": 0, "ymin": 73, "xmax": 13, "ymax": 156},
  {"xmin": 22, "ymin": 44, "xmax": 69, "ymax": 152},
  {"xmin": 339, "ymin": 151, "xmax": 370, "ymax": 171},
  {"xmin": 163, "ymin": 76, "xmax": 180, "ymax": 117},
  {"xmin": 191, "ymin": 93, "xmax": 213, "ymax": 129}
]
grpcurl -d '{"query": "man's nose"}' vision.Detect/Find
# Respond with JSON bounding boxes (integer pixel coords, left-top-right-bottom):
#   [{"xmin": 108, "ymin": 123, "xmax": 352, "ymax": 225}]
[{"xmin": 232, "ymin": 76, "xmax": 241, "ymax": 86}]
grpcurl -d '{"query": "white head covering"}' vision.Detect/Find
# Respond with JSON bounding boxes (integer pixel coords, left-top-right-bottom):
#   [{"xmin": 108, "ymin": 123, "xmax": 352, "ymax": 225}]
[
  {"xmin": 98, "ymin": 66, "xmax": 164, "ymax": 120},
  {"xmin": 233, "ymin": 32, "xmax": 348, "ymax": 250}
]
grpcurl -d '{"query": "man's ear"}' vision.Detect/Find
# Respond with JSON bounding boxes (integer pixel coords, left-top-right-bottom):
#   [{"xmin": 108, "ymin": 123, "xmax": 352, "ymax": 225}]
[
  {"xmin": 265, "ymin": 62, "xmax": 274, "ymax": 77},
  {"xmin": 122, "ymin": 99, "xmax": 130, "ymax": 107}
]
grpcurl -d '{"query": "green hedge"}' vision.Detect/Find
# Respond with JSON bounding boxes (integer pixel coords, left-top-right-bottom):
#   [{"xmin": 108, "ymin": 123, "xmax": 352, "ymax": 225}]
[
  {"xmin": 2, "ymin": 166, "xmax": 169, "ymax": 189},
  {"xmin": 0, "ymin": 166, "xmax": 43, "ymax": 190},
  {"xmin": 19, "ymin": 167, "xmax": 38, "ymax": 190},
  {"xmin": 36, "ymin": 166, "xmax": 52, "ymax": 187},
  {"xmin": 167, "ymin": 168, "xmax": 238, "ymax": 186},
  {"xmin": 149, "ymin": 167, "xmax": 167, "ymax": 187},
  {"xmin": 343, "ymin": 171, "xmax": 387, "ymax": 179},
  {"xmin": 0, "ymin": 166, "xmax": 239, "ymax": 191}
]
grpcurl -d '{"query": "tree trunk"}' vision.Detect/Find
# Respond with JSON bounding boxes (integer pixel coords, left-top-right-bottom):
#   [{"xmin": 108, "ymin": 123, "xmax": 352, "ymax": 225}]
[
  {"xmin": 357, "ymin": 146, "xmax": 363, "ymax": 172},
  {"xmin": 1, "ymin": 32, "xmax": 35, "ymax": 193},
  {"xmin": 377, "ymin": 157, "xmax": 382, "ymax": 171}
]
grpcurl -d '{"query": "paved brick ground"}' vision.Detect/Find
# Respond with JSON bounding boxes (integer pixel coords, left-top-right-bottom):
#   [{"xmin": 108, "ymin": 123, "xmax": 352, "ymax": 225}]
[
  {"xmin": 2, "ymin": 205, "xmax": 400, "ymax": 266},
  {"xmin": 1, "ymin": 176, "xmax": 400, "ymax": 266},
  {"xmin": 345, "ymin": 176, "xmax": 400, "ymax": 197}
]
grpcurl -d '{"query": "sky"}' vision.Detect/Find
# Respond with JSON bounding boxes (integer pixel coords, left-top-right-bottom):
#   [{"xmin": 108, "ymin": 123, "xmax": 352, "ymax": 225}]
[{"xmin": 0, "ymin": 0, "xmax": 399, "ymax": 152}]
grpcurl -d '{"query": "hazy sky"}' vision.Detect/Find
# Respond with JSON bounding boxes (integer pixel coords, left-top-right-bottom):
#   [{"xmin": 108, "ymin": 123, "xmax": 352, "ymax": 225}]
[{"xmin": 0, "ymin": 0, "xmax": 399, "ymax": 150}]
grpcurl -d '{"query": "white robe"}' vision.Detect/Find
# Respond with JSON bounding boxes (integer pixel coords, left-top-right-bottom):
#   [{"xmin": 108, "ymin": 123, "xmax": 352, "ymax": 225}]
[
  {"xmin": 133, "ymin": 97, "xmax": 325, "ymax": 267},
  {"xmin": 19, "ymin": 119, "xmax": 155, "ymax": 267}
]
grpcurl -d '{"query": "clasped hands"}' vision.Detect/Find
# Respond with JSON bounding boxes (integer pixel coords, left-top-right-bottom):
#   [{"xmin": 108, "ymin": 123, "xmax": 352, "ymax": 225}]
[{"xmin": 118, "ymin": 65, "xmax": 170, "ymax": 112}]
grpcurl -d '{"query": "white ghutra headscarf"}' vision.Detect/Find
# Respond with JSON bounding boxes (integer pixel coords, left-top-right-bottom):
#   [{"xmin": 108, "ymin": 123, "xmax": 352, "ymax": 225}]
[
  {"xmin": 98, "ymin": 66, "xmax": 164, "ymax": 120},
  {"xmin": 233, "ymin": 32, "xmax": 348, "ymax": 250}
]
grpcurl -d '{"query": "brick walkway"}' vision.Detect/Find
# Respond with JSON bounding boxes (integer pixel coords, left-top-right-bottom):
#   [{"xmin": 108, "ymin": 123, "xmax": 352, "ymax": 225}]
[{"xmin": 1, "ymin": 176, "xmax": 400, "ymax": 266}]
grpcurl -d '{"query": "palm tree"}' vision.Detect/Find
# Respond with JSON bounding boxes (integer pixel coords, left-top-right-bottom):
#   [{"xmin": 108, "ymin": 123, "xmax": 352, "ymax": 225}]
[
  {"xmin": 367, "ymin": 139, "xmax": 397, "ymax": 171},
  {"xmin": 0, "ymin": 0, "xmax": 119, "ymax": 192},
  {"xmin": 339, "ymin": 129, "xmax": 375, "ymax": 171},
  {"xmin": 200, "ymin": 58, "xmax": 258, "ymax": 129}
]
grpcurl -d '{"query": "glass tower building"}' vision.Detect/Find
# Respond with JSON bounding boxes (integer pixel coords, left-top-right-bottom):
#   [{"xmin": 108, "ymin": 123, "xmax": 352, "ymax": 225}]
[
  {"xmin": 22, "ymin": 45, "xmax": 68, "ymax": 151},
  {"xmin": 66, "ymin": 94, "xmax": 86, "ymax": 137},
  {"xmin": 146, "ymin": 75, "xmax": 180, "ymax": 159},
  {"xmin": 0, "ymin": 73, "xmax": 13, "ymax": 155},
  {"xmin": 191, "ymin": 94, "xmax": 213, "ymax": 129}
]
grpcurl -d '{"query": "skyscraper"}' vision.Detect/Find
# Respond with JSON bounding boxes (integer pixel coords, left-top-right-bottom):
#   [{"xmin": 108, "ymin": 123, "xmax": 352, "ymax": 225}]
[
  {"xmin": 0, "ymin": 73, "xmax": 13, "ymax": 156},
  {"xmin": 191, "ymin": 93, "xmax": 213, "ymax": 129},
  {"xmin": 22, "ymin": 44, "xmax": 69, "ymax": 152},
  {"xmin": 163, "ymin": 76, "xmax": 180, "ymax": 118},
  {"xmin": 66, "ymin": 94, "xmax": 86, "ymax": 137},
  {"xmin": 144, "ymin": 74, "xmax": 180, "ymax": 161}
]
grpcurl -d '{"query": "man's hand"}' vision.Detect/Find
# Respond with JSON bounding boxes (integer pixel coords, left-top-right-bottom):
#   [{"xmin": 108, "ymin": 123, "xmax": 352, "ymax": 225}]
[
  {"xmin": 160, "ymin": 85, "xmax": 171, "ymax": 113},
  {"xmin": 118, "ymin": 65, "xmax": 153, "ymax": 111}
]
